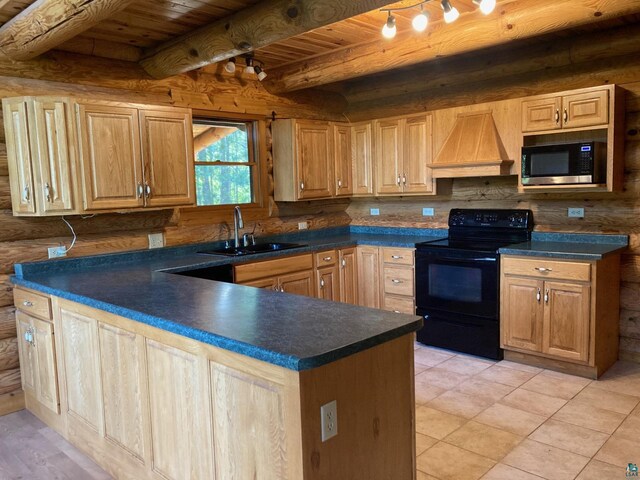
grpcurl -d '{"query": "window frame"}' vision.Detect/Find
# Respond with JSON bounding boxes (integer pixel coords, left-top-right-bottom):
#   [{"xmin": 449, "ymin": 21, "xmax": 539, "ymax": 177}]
[{"xmin": 182, "ymin": 111, "xmax": 269, "ymax": 222}]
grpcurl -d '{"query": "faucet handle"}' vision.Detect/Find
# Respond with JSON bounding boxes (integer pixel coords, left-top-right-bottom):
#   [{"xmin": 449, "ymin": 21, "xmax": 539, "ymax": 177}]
[{"xmin": 242, "ymin": 233, "xmax": 255, "ymax": 247}]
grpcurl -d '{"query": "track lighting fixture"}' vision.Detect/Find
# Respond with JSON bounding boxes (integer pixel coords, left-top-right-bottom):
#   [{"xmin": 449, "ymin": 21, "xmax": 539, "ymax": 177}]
[
  {"xmin": 382, "ymin": 11, "xmax": 397, "ymax": 39},
  {"xmin": 380, "ymin": 0, "xmax": 495, "ymax": 38},
  {"xmin": 224, "ymin": 57, "xmax": 236, "ymax": 74},
  {"xmin": 254, "ymin": 66, "xmax": 267, "ymax": 81},
  {"xmin": 441, "ymin": 0, "xmax": 460, "ymax": 23},
  {"xmin": 244, "ymin": 56, "xmax": 255, "ymax": 75}
]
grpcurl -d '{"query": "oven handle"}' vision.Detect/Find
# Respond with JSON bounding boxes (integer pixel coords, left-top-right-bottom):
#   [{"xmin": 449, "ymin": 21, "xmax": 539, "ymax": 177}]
[
  {"xmin": 430, "ymin": 256, "xmax": 497, "ymax": 263},
  {"xmin": 422, "ymin": 315, "xmax": 488, "ymax": 328}
]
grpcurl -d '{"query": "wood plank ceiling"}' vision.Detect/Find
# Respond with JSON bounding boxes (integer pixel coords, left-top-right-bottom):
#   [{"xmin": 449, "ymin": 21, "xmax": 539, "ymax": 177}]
[{"xmin": 0, "ymin": 0, "xmax": 639, "ymax": 93}]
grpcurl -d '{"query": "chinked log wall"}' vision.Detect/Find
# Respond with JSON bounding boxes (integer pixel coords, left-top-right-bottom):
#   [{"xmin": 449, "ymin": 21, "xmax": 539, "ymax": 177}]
[{"xmin": 0, "ymin": 53, "xmax": 351, "ymax": 414}]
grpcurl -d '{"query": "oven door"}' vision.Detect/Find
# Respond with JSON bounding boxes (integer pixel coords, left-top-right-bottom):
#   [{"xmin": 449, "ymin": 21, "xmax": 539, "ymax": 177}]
[{"xmin": 415, "ymin": 248, "xmax": 499, "ymax": 319}]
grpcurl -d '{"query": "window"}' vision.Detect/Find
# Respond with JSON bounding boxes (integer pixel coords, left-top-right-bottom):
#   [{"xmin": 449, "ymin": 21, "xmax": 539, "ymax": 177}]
[{"xmin": 193, "ymin": 119, "xmax": 258, "ymax": 206}]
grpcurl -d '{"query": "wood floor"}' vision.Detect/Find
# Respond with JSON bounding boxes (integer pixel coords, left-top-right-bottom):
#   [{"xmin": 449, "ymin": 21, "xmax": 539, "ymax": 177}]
[{"xmin": 1, "ymin": 346, "xmax": 640, "ymax": 480}]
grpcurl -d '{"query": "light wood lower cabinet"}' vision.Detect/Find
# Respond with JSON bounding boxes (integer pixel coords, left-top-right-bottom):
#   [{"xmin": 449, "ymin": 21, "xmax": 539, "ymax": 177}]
[
  {"xmin": 339, "ymin": 247, "xmax": 358, "ymax": 304},
  {"xmin": 32, "ymin": 296, "xmax": 414, "ymax": 480},
  {"xmin": 357, "ymin": 246, "xmax": 381, "ymax": 308},
  {"xmin": 235, "ymin": 253, "xmax": 315, "ymax": 297},
  {"xmin": 501, "ymin": 254, "xmax": 619, "ymax": 378}
]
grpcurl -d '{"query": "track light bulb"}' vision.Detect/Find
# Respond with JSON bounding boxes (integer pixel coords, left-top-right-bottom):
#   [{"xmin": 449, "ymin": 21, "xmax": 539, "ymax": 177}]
[
  {"xmin": 224, "ymin": 57, "xmax": 236, "ymax": 74},
  {"xmin": 412, "ymin": 7, "xmax": 429, "ymax": 32},
  {"xmin": 382, "ymin": 12, "xmax": 397, "ymax": 39},
  {"xmin": 474, "ymin": 0, "xmax": 496, "ymax": 14},
  {"xmin": 244, "ymin": 57, "xmax": 255, "ymax": 75},
  {"xmin": 255, "ymin": 66, "xmax": 267, "ymax": 81},
  {"xmin": 441, "ymin": 0, "xmax": 460, "ymax": 23}
]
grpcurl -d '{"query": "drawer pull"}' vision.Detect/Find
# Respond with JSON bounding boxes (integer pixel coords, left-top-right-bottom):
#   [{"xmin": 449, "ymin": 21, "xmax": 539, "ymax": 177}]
[
  {"xmin": 22, "ymin": 300, "xmax": 34, "ymax": 307},
  {"xmin": 391, "ymin": 279, "xmax": 403, "ymax": 284},
  {"xmin": 535, "ymin": 267, "xmax": 552, "ymax": 272},
  {"xmin": 393, "ymin": 310, "xmax": 401, "ymax": 313},
  {"xmin": 323, "ymin": 256, "xmax": 332, "ymax": 262},
  {"xmin": 391, "ymin": 255, "xmax": 403, "ymax": 259}
]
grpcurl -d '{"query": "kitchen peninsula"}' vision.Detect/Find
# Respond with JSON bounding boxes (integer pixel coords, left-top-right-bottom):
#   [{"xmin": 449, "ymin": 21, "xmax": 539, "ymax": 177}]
[{"xmin": 11, "ymin": 234, "xmax": 423, "ymax": 480}]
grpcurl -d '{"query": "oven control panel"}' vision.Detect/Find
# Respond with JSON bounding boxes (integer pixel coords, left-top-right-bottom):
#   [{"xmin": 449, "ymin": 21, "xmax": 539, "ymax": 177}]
[{"xmin": 449, "ymin": 209, "xmax": 532, "ymax": 229}]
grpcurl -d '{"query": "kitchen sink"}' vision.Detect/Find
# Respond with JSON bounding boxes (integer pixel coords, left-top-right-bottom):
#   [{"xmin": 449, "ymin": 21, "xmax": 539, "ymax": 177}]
[{"xmin": 198, "ymin": 242, "xmax": 307, "ymax": 257}]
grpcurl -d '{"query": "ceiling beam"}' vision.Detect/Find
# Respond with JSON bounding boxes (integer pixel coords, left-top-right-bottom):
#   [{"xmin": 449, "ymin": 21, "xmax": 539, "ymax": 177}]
[
  {"xmin": 0, "ymin": 0, "xmax": 135, "ymax": 61},
  {"xmin": 139, "ymin": 0, "xmax": 395, "ymax": 80},
  {"xmin": 265, "ymin": 0, "xmax": 640, "ymax": 93}
]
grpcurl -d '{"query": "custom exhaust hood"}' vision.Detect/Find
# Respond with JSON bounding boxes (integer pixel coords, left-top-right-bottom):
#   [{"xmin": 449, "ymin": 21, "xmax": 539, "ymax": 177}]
[{"xmin": 430, "ymin": 110, "xmax": 514, "ymax": 178}]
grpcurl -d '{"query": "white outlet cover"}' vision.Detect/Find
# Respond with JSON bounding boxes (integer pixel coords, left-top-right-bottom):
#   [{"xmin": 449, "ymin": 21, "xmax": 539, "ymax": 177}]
[
  {"xmin": 148, "ymin": 233, "xmax": 165, "ymax": 249},
  {"xmin": 48, "ymin": 246, "xmax": 67, "ymax": 259},
  {"xmin": 422, "ymin": 207, "xmax": 435, "ymax": 216},
  {"xmin": 370, "ymin": 208, "xmax": 380, "ymax": 216},
  {"xmin": 298, "ymin": 221, "xmax": 308, "ymax": 230},
  {"xmin": 320, "ymin": 400, "xmax": 338, "ymax": 442},
  {"xmin": 568, "ymin": 208, "xmax": 585, "ymax": 218}
]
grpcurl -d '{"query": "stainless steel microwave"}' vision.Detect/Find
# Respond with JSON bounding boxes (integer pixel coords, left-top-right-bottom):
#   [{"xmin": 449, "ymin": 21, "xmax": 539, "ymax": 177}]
[{"xmin": 521, "ymin": 141, "xmax": 606, "ymax": 186}]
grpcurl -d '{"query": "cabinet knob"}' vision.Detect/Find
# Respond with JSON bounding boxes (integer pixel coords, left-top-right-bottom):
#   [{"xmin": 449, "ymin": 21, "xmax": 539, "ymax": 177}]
[
  {"xmin": 300, "ymin": 181, "xmax": 305, "ymax": 191},
  {"xmin": 137, "ymin": 182, "xmax": 144, "ymax": 198},
  {"xmin": 393, "ymin": 310, "xmax": 401, "ymax": 313},
  {"xmin": 554, "ymin": 109, "xmax": 560, "ymax": 124},
  {"xmin": 563, "ymin": 108, "xmax": 568, "ymax": 123},
  {"xmin": 44, "ymin": 183, "xmax": 52, "ymax": 203},
  {"xmin": 280, "ymin": 286, "xmax": 285, "ymax": 293},
  {"xmin": 535, "ymin": 267, "xmax": 552, "ymax": 272},
  {"xmin": 22, "ymin": 185, "xmax": 30, "ymax": 202}
]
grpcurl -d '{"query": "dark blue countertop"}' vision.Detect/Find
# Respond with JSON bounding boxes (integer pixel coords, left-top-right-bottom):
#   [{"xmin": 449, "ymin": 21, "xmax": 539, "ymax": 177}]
[{"xmin": 13, "ymin": 226, "xmax": 441, "ymax": 371}]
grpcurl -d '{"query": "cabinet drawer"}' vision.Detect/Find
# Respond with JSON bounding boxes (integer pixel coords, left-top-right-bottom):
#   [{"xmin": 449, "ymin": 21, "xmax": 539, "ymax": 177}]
[
  {"xmin": 382, "ymin": 248, "xmax": 414, "ymax": 266},
  {"xmin": 315, "ymin": 250, "xmax": 338, "ymax": 266},
  {"xmin": 234, "ymin": 254, "xmax": 313, "ymax": 283},
  {"xmin": 383, "ymin": 267, "xmax": 414, "ymax": 296},
  {"xmin": 502, "ymin": 257, "xmax": 591, "ymax": 282},
  {"xmin": 14, "ymin": 288, "xmax": 52, "ymax": 320},
  {"xmin": 383, "ymin": 295, "xmax": 415, "ymax": 314}
]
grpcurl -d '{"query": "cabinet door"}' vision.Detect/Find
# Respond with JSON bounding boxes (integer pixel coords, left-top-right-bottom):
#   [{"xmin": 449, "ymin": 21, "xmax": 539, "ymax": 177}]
[
  {"xmin": 521, "ymin": 96, "xmax": 562, "ymax": 132},
  {"xmin": 339, "ymin": 247, "xmax": 358, "ymax": 305},
  {"xmin": 403, "ymin": 114, "xmax": 434, "ymax": 194},
  {"xmin": 296, "ymin": 120, "xmax": 333, "ymax": 199},
  {"xmin": 374, "ymin": 119, "xmax": 403, "ymax": 194},
  {"xmin": 140, "ymin": 109, "xmax": 195, "ymax": 207},
  {"xmin": 77, "ymin": 103, "xmax": 143, "ymax": 210},
  {"xmin": 32, "ymin": 99, "xmax": 75, "ymax": 214},
  {"xmin": 357, "ymin": 246, "xmax": 381, "ymax": 308},
  {"xmin": 32, "ymin": 317, "xmax": 60, "ymax": 414},
  {"xmin": 316, "ymin": 264, "xmax": 340, "ymax": 301},
  {"xmin": 3, "ymin": 99, "xmax": 36, "ymax": 214},
  {"xmin": 351, "ymin": 122, "xmax": 373, "ymax": 196},
  {"xmin": 501, "ymin": 276, "xmax": 543, "ymax": 352},
  {"xmin": 16, "ymin": 311, "xmax": 36, "ymax": 394},
  {"xmin": 563, "ymin": 90, "xmax": 609, "ymax": 129},
  {"xmin": 240, "ymin": 277, "xmax": 278, "ymax": 291},
  {"xmin": 279, "ymin": 270, "xmax": 314, "ymax": 297},
  {"xmin": 59, "ymin": 306, "xmax": 103, "ymax": 432},
  {"xmin": 98, "ymin": 323, "xmax": 149, "ymax": 461},
  {"xmin": 333, "ymin": 123, "xmax": 353, "ymax": 196},
  {"xmin": 543, "ymin": 282, "xmax": 591, "ymax": 362}
]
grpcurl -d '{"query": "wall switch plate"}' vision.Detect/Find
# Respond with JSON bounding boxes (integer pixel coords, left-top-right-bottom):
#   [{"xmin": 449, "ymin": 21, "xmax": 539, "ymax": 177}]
[
  {"xmin": 370, "ymin": 208, "xmax": 380, "ymax": 216},
  {"xmin": 422, "ymin": 207, "xmax": 435, "ymax": 216},
  {"xmin": 298, "ymin": 221, "xmax": 308, "ymax": 230},
  {"xmin": 320, "ymin": 400, "xmax": 338, "ymax": 442},
  {"xmin": 48, "ymin": 246, "xmax": 67, "ymax": 259},
  {"xmin": 568, "ymin": 208, "xmax": 585, "ymax": 218},
  {"xmin": 148, "ymin": 233, "xmax": 165, "ymax": 249}
]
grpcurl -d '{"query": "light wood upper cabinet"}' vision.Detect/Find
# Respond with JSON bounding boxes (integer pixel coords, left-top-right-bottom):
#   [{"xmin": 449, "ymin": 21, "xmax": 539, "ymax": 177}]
[
  {"xmin": 351, "ymin": 122, "xmax": 374, "ymax": 196},
  {"xmin": 77, "ymin": 103, "xmax": 143, "ymax": 210},
  {"xmin": 339, "ymin": 247, "xmax": 358, "ymax": 305},
  {"xmin": 3, "ymin": 97, "xmax": 77, "ymax": 216},
  {"xmin": 522, "ymin": 87, "xmax": 609, "ymax": 132},
  {"xmin": 374, "ymin": 114, "xmax": 435, "ymax": 195},
  {"xmin": 333, "ymin": 123, "xmax": 353, "ymax": 196},
  {"xmin": 140, "ymin": 109, "xmax": 195, "ymax": 207}
]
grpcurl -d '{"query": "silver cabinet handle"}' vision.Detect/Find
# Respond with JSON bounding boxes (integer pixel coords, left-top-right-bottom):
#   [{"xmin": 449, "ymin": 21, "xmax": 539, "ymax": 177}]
[
  {"xmin": 341, "ymin": 259, "xmax": 346, "ymax": 268},
  {"xmin": 300, "ymin": 181, "xmax": 305, "ymax": 191},
  {"xmin": 24, "ymin": 328, "xmax": 35, "ymax": 347},
  {"xmin": 323, "ymin": 256, "xmax": 332, "ymax": 262},
  {"xmin": 44, "ymin": 183, "xmax": 52, "ymax": 202},
  {"xmin": 320, "ymin": 279, "xmax": 325, "ymax": 289},
  {"xmin": 391, "ymin": 279, "xmax": 403, "ymax": 284},
  {"xmin": 396, "ymin": 175, "xmax": 401, "ymax": 186},
  {"xmin": 393, "ymin": 310, "xmax": 401, "ymax": 313},
  {"xmin": 144, "ymin": 183, "xmax": 151, "ymax": 198},
  {"xmin": 402, "ymin": 173, "xmax": 407, "ymax": 186},
  {"xmin": 554, "ymin": 109, "xmax": 560, "ymax": 124},
  {"xmin": 22, "ymin": 185, "xmax": 30, "ymax": 202},
  {"xmin": 337, "ymin": 179, "xmax": 342, "ymax": 188},
  {"xmin": 22, "ymin": 300, "xmax": 34, "ymax": 307},
  {"xmin": 536, "ymin": 288, "xmax": 541, "ymax": 302},
  {"xmin": 280, "ymin": 286, "xmax": 285, "ymax": 293},
  {"xmin": 544, "ymin": 289, "xmax": 549, "ymax": 304},
  {"xmin": 391, "ymin": 255, "xmax": 403, "ymax": 259},
  {"xmin": 137, "ymin": 182, "xmax": 144, "ymax": 198},
  {"xmin": 535, "ymin": 267, "xmax": 552, "ymax": 272},
  {"xmin": 563, "ymin": 108, "xmax": 568, "ymax": 123},
  {"xmin": 272, "ymin": 285, "xmax": 278, "ymax": 292}
]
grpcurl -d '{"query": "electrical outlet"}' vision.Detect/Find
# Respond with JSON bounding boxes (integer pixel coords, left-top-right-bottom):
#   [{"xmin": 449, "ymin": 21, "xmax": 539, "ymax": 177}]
[
  {"xmin": 48, "ymin": 246, "xmax": 67, "ymax": 259},
  {"xmin": 568, "ymin": 208, "xmax": 585, "ymax": 218},
  {"xmin": 422, "ymin": 207, "xmax": 435, "ymax": 216},
  {"xmin": 148, "ymin": 233, "xmax": 165, "ymax": 249},
  {"xmin": 370, "ymin": 208, "xmax": 380, "ymax": 216},
  {"xmin": 320, "ymin": 400, "xmax": 338, "ymax": 442},
  {"xmin": 298, "ymin": 221, "xmax": 308, "ymax": 230}
]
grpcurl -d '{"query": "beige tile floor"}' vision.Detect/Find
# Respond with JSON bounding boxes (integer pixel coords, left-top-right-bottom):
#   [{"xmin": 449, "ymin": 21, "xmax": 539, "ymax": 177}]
[{"xmin": 414, "ymin": 343, "xmax": 640, "ymax": 480}]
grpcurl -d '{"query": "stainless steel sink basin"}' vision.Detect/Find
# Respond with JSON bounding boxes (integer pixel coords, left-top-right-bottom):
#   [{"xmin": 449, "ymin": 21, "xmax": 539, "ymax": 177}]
[{"xmin": 198, "ymin": 242, "xmax": 307, "ymax": 257}]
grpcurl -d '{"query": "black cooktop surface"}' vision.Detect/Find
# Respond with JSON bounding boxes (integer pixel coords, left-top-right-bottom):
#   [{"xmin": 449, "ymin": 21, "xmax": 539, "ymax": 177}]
[{"xmin": 416, "ymin": 237, "xmax": 517, "ymax": 253}]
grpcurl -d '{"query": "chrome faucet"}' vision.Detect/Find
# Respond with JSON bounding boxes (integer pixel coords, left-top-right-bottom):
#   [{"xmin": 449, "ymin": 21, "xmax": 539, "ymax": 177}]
[{"xmin": 233, "ymin": 206, "xmax": 244, "ymax": 248}]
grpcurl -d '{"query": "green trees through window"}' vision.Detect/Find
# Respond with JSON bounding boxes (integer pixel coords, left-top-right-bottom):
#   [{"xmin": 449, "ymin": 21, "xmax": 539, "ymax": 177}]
[{"xmin": 193, "ymin": 120, "xmax": 255, "ymax": 206}]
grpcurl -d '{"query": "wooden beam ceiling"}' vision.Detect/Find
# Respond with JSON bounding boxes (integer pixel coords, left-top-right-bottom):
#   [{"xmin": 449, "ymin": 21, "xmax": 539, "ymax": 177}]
[
  {"xmin": 0, "ymin": 0, "xmax": 135, "ymax": 61},
  {"xmin": 264, "ymin": 0, "xmax": 640, "ymax": 93},
  {"xmin": 139, "ymin": 0, "xmax": 396, "ymax": 79}
]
